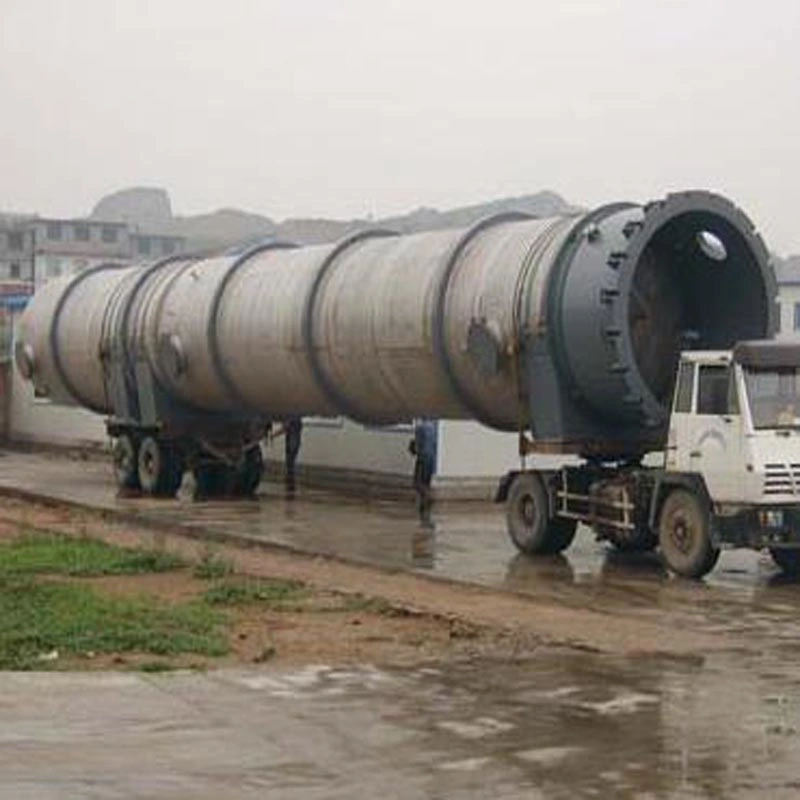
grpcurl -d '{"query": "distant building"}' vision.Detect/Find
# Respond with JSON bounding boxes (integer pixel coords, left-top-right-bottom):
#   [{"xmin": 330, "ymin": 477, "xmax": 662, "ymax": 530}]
[
  {"xmin": 0, "ymin": 217, "xmax": 187, "ymax": 286},
  {"xmin": 128, "ymin": 231, "xmax": 184, "ymax": 260},
  {"xmin": 29, "ymin": 219, "xmax": 186, "ymax": 286},
  {"xmin": 31, "ymin": 219, "xmax": 131, "ymax": 284},
  {"xmin": 0, "ymin": 281, "xmax": 34, "ymax": 361}
]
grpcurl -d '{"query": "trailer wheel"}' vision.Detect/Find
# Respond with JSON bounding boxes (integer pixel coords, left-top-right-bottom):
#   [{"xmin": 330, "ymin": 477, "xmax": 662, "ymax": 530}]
[
  {"xmin": 138, "ymin": 437, "xmax": 183, "ymax": 497},
  {"xmin": 113, "ymin": 435, "xmax": 140, "ymax": 490},
  {"xmin": 506, "ymin": 472, "xmax": 576, "ymax": 555},
  {"xmin": 769, "ymin": 548, "xmax": 800, "ymax": 576},
  {"xmin": 658, "ymin": 488, "xmax": 719, "ymax": 579},
  {"xmin": 233, "ymin": 445, "xmax": 264, "ymax": 497}
]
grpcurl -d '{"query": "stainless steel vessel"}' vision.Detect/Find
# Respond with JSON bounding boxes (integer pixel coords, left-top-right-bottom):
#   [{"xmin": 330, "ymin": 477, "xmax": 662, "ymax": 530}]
[{"xmin": 16, "ymin": 190, "xmax": 776, "ymax": 451}]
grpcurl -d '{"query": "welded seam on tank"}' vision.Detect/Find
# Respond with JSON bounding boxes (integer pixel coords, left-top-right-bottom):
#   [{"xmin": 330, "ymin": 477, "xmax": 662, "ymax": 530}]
[
  {"xmin": 206, "ymin": 239, "xmax": 299, "ymax": 410},
  {"xmin": 302, "ymin": 228, "xmax": 399, "ymax": 424},
  {"xmin": 510, "ymin": 216, "xmax": 582, "ymax": 433},
  {"xmin": 100, "ymin": 268, "xmax": 138, "ymax": 361},
  {"xmin": 49, "ymin": 261, "xmax": 129, "ymax": 413},
  {"xmin": 98, "ymin": 268, "xmax": 141, "ymax": 414},
  {"xmin": 145, "ymin": 258, "xmax": 210, "ymax": 394},
  {"xmin": 116, "ymin": 254, "xmax": 198, "ymax": 378},
  {"xmin": 430, "ymin": 211, "xmax": 534, "ymax": 430}
]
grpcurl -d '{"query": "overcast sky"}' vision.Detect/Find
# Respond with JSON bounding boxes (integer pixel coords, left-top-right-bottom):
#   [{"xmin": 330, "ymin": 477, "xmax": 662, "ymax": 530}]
[{"xmin": 1, "ymin": 0, "xmax": 798, "ymax": 252}]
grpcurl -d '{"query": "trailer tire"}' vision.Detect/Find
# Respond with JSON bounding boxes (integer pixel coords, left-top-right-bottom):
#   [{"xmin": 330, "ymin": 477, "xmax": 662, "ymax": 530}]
[
  {"xmin": 506, "ymin": 472, "xmax": 576, "ymax": 555},
  {"xmin": 769, "ymin": 548, "xmax": 800, "ymax": 576},
  {"xmin": 232, "ymin": 445, "xmax": 264, "ymax": 497},
  {"xmin": 658, "ymin": 488, "xmax": 719, "ymax": 579},
  {"xmin": 138, "ymin": 437, "xmax": 183, "ymax": 497},
  {"xmin": 113, "ymin": 435, "xmax": 140, "ymax": 490}
]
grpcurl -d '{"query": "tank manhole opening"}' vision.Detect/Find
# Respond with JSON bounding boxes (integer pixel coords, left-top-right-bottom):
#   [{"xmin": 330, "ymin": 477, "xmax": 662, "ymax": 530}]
[{"xmin": 696, "ymin": 230, "xmax": 728, "ymax": 262}]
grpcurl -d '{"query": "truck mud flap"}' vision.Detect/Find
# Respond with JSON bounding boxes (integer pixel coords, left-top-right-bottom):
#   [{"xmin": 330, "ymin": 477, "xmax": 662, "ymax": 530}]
[{"xmin": 495, "ymin": 471, "xmax": 520, "ymax": 503}]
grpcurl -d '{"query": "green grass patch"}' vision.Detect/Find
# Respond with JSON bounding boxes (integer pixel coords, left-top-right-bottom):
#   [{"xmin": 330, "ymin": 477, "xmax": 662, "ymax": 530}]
[
  {"xmin": 202, "ymin": 578, "xmax": 307, "ymax": 608},
  {"xmin": 0, "ymin": 576, "xmax": 228, "ymax": 670},
  {"xmin": 192, "ymin": 552, "xmax": 235, "ymax": 580},
  {"xmin": 0, "ymin": 532, "xmax": 185, "ymax": 577}
]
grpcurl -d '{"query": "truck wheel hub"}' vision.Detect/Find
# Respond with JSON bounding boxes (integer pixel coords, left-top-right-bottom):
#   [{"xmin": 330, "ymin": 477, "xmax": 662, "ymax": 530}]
[
  {"xmin": 672, "ymin": 517, "xmax": 692, "ymax": 553},
  {"xmin": 521, "ymin": 495, "xmax": 535, "ymax": 527}
]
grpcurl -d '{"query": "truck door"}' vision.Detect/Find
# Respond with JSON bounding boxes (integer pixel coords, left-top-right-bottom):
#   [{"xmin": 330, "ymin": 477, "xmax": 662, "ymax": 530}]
[
  {"xmin": 689, "ymin": 363, "xmax": 744, "ymax": 502},
  {"xmin": 667, "ymin": 359, "xmax": 696, "ymax": 473}
]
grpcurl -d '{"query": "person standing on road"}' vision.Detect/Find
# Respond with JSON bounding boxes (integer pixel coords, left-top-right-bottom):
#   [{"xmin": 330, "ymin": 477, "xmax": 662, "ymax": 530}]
[
  {"xmin": 284, "ymin": 416, "xmax": 303, "ymax": 495},
  {"xmin": 410, "ymin": 418, "xmax": 438, "ymax": 513}
]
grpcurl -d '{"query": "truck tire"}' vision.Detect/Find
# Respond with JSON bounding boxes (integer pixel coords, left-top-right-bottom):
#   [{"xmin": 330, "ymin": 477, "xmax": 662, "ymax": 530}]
[
  {"xmin": 113, "ymin": 434, "xmax": 140, "ymax": 490},
  {"xmin": 658, "ymin": 488, "xmax": 719, "ymax": 579},
  {"xmin": 506, "ymin": 472, "xmax": 577, "ymax": 555},
  {"xmin": 769, "ymin": 548, "xmax": 800, "ymax": 576},
  {"xmin": 138, "ymin": 437, "xmax": 183, "ymax": 497}
]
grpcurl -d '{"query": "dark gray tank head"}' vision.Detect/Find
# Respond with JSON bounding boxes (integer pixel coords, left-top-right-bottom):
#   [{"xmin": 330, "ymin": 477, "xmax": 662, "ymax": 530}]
[{"xmin": 528, "ymin": 190, "xmax": 776, "ymax": 458}]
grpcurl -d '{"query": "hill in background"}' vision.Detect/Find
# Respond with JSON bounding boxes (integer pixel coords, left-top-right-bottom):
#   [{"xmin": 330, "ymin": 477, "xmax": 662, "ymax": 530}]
[
  {"xmin": 85, "ymin": 188, "xmax": 800, "ymax": 270},
  {"xmin": 89, "ymin": 187, "xmax": 579, "ymax": 250}
]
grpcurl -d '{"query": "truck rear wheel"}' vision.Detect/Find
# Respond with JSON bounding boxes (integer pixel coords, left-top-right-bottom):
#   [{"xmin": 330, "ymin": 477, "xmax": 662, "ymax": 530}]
[
  {"xmin": 658, "ymin": 488, "xmax": 719, "ymax": 579},
  {"xmin": 506, "ymin": 472, "xmax": 577, "ymax": 555},
  {"xmin": 769, "ymin": 548, "xmax": 800, "ymax": 576}
]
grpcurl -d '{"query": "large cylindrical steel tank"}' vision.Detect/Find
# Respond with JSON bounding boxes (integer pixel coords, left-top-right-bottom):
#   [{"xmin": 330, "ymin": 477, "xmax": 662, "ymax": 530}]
[{"xmin": 15, "ymin": 190, "xmax": 777, "ymax": 447}]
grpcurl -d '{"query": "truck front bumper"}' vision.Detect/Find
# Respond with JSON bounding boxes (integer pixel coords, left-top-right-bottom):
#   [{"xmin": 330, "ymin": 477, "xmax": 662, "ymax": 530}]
[{"xmin": 716, "ymin": 507, "xmax": 800, "ymax": 549}]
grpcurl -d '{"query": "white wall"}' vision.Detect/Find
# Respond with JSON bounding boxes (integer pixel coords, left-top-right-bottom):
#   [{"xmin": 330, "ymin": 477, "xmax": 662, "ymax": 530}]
[
  {"xmin": 438, "ymin": 419, "xmax": 579, "ymax": 480},
  {"xmin": 266, "ymin": 417, "xmax": 414, "ymax": 476},
  {"xmin": 437, "ymin": 420, "xmax": 518, "ymax": 477},
  {"xmin": 10, "ymin": 363, "xmax": 107, "ymax": 448}
]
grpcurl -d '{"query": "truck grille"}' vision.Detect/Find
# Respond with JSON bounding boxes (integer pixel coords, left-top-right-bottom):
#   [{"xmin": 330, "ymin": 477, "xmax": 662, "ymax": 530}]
[{"xmin": 764, "ymin": 463, "xmax": 800, "ymax": 495}]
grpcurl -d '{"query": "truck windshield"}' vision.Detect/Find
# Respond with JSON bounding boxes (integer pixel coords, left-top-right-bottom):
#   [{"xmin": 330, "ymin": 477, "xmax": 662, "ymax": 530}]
[{"xmin": 743, "ymin": 367, "xmax": 800, "ymax": 429}]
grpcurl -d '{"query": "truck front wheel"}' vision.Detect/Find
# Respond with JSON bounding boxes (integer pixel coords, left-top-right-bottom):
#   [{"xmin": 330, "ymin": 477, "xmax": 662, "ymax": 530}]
[
  {"xmin": 506, "ymin": 472, "xmax": 577, "ymax": 555},
  {"xmin": 658, "ymin": 488, "xmax": 719, "ymax": 579}
]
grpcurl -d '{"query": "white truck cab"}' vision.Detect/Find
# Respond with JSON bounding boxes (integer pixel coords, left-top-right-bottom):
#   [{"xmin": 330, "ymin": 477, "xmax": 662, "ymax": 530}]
[
  {"xmin": 668, "ymin": 344, "xmax": 800, "ymax": 507},
  {"xmin": 662, "ymin": 341, "xmax": 800, "ymax": 573},
  {"xmin": 501, "ymin": 340, "xmax": 800, "ymax": 579}
]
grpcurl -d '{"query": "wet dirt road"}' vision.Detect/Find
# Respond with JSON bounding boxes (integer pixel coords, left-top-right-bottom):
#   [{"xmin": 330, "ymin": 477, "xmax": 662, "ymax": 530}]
[
  {"xmin": 1, "ymin": 450, "xmax": 800, "ymax": 797},
  {"xmin": 2, "ymin": 653, "xmax": 799, "ymax": 799},
  {"xmin": 0, "ymin": 451, "xmax": 793, "ymax": 635}
]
